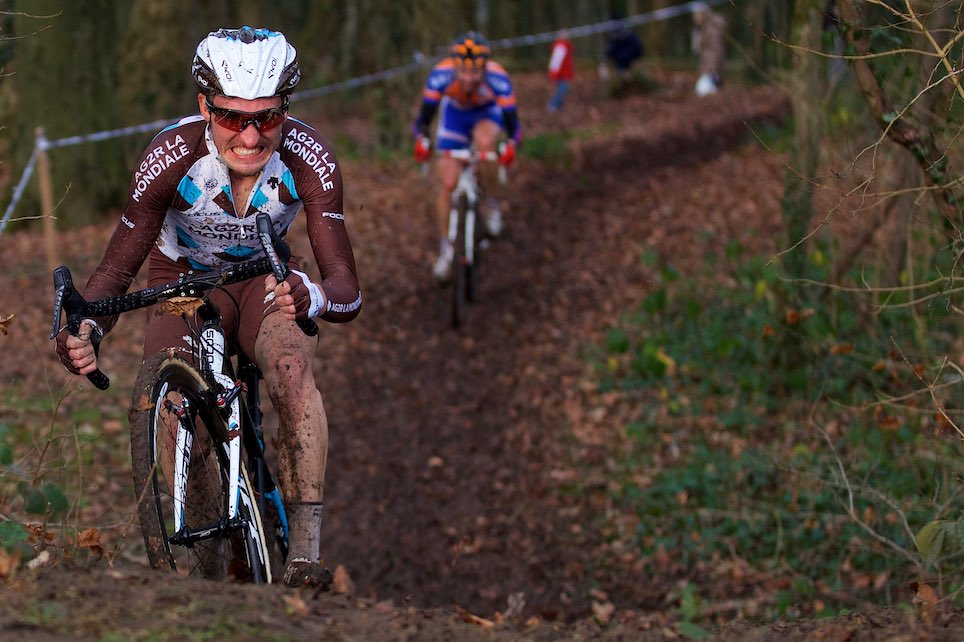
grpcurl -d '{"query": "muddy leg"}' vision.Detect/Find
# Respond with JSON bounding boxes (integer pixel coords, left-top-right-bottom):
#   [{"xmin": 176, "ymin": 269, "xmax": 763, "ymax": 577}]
[{"xmin": 255, "ymin": 315, "xmax": 330, "ymax": 583}]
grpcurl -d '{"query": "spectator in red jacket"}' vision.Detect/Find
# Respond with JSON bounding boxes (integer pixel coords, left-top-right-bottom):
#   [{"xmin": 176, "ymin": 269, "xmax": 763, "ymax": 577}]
[{"xmin": 547, "ymin": 30, "xmax": 574, "ymax": 113}]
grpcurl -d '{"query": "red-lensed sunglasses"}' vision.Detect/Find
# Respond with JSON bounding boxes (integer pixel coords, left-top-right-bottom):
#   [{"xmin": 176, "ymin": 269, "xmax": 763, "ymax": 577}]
[{"xmin": 205, "ymin": 97, "xmax": 289, "ymax": 133}]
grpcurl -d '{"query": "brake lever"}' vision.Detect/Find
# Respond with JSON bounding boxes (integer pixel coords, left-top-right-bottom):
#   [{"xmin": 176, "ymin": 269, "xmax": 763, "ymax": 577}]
[
  {"xmin": 255, "ymin": 214, "xmax": 318, "ymax": 337},
  {"xmin": 51, "ymin": 266, "xmax": 111, "ymax": 390},
  {"xmin": 256, "ymin": 214, "xmax": 288, "ymax": 284},
  {"xmin": 50, "ymin": 267, "xmax": 69, "ymax": 340}
]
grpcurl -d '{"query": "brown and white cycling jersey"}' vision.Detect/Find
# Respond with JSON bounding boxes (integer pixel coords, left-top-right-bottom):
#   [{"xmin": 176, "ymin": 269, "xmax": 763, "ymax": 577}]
[{"xmin": 83, "ymin": 115, "xmax": 361, "ymax": 332}]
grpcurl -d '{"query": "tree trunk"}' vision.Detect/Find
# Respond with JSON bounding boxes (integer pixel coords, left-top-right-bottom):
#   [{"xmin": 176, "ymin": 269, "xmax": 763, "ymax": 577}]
[
  {"xmin": 780, "ymin": 0, "xmax": 823, "ymax": 281},
  {"xmin": 745, "ymin": 0, "xmax": 770, "ymax": 79}
]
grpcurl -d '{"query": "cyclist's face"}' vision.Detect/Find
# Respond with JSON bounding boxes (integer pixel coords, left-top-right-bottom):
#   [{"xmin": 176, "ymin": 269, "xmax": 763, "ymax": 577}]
[
  {"xmin": 456, "ymin": 66, "xmax": 484, "ymax": 92},
  {"xmin": 200, "ymin": 94, "xmax": 286, "ymax": 177}
]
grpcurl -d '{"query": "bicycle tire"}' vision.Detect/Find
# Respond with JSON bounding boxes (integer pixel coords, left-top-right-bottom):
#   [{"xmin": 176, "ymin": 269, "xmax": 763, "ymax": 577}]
[
  {"xmin": 451, "ymin": 195, "xmax": 468, "ymax": 329},
  {"xmin": 465, "ymin": 233, "xmax": 479, "ymax": 304},
  {"xmin": 248, "ymin": 453, "xmax": 289, "ymax": 580},
  {"xmin": 129, "ymin": 351, "xmax": 272, "ymax": 582},
  {"xmin": 465, "ymin": 196, "xmax": 483, "ymax": 304}
]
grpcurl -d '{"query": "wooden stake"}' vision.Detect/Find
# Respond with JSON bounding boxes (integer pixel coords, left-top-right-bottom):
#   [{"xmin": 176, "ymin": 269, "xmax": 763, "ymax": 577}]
[{"xmin": 36, "ymin": 127, "xmax": 57, "ymax": 271}]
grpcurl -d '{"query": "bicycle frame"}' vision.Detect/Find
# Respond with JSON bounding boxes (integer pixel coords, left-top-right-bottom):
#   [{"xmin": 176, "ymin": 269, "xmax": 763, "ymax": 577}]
[
  {"xmin": 238, "ymin": 357, "xmax": 289, "ymax": 557},
  {"xmin": 51, "ymin": 212, "xmax": 302, "ymax": 560},
  {"xmin": 441, "ymin": 148, "xmax": 502, "ymax": 270},
  {"xmin": 161, "ymin": 303, "xmax": 281, "ymax": 552}
]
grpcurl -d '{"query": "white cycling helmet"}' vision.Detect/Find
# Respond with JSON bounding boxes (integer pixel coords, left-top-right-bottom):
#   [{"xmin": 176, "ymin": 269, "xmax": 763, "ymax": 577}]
[{"xmin": 192, "ymin": 26, "xmax": 300, "ymax": 99}]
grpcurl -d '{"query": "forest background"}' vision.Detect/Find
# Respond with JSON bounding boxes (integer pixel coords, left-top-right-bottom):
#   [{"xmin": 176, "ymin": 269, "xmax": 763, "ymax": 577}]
[{"xmin": 0, "ymin": 0, "xmax": 798, "ymax": 223}]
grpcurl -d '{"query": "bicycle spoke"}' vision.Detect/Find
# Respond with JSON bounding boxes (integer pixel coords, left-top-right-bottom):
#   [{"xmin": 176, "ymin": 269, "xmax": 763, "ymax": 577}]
[{"xmin": 131, "ymin": 353, "xmax": 272, "ymax": 582}]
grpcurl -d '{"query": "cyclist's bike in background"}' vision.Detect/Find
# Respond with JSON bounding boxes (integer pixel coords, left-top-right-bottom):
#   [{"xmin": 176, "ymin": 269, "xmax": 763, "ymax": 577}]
[
  {"xmin": 435, "ymin": 146, "xmax": 506, "ymax": 329},
  {"xmin": 51, "ymin": 214, "xmax": 315, "ymax": 582}
]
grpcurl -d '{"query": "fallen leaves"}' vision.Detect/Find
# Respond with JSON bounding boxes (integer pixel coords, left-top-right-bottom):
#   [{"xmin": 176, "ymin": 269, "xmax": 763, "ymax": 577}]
[
  {"xmin": 911, "ymin": 581, "xmax": 940, "ymax": 628},
  {"xmin": 132, "ymin": 394, "xmax": 156, "ymax": 412},
  {"xmin": 159, "ymin": 296, "xmax": 204, "ymax": 317},
  {"xmin": 0, "ymin": 313, "xmax": 13, "ymax": 335},
  {"xmin": 77, "ymin": 527, "xmax": 104, "ymax": 560},
  {"xmin": 830, "ymin": 343, "xmax": 854, "ymax": 355},
  {"xmin": 0, "ymin": 548, "xmax": 21, "ymax": 580},
  {"xmin": 332, "ymin": 564, "xmax": 354, "ymax": 595},
  {"xmin": 589, "ymin": 588, "xmax": 616, "ymax": 624},
  {"xmin": 456, "ymin": 605, "xmax": 495, "ymax": 629},
  {"xmin": 783, "ymin": 308, "xmax": 815, "ymax": 326},
  {"xmin": 282, "ymin": 593, "xmax": 310, "ymax": 617}
]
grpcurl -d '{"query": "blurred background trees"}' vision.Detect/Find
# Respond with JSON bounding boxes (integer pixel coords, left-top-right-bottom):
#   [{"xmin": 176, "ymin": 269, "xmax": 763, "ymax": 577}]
[
  {"xmin": 0, "ymin": 0, "xmax": 960, "ymax": 279},
  {"xmin": 1, "ymin": 0, "xmax": 791, "ymax": 226}
]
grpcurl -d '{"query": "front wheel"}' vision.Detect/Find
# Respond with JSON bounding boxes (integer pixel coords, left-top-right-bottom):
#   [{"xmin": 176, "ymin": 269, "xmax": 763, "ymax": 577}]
[
  {"xmin": 129, "ymin": 352, "xmax": 272, "ymax": 582},
  {"xmin": 451, "ymin": 197, "xmax": 468, "ymax": 329}
]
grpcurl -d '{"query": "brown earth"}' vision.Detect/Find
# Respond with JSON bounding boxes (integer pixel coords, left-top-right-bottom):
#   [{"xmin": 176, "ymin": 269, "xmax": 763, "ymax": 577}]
[{"xmin": 0, "ymin": 70, "xmax": 961, "ymax": 640}]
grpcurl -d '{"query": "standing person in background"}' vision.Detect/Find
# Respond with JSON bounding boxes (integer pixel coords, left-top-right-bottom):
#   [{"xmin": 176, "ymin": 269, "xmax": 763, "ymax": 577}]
[
  {"xmin": 547, "ymin": 30, "xmax": 574, "ymax": 113},
  {"xmin": 604, "ymin": 14, "xmax": 643, "ymax": 97},
  {"xmin": 692, "ymin": 2, "xmax": 727, "ymax": 96}
]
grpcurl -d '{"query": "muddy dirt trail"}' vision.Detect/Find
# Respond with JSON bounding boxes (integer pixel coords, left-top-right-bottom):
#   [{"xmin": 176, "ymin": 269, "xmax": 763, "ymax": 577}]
[{"xmin": 301, "ymin": 74, "xmax": 790, "ymax": 619}]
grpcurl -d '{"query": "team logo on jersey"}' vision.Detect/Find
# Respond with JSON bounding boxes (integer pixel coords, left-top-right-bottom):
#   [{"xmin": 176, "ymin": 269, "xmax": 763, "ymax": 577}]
[{"xmin": 213, "ymin": 244, "xmax": 258, "ymax": 263}]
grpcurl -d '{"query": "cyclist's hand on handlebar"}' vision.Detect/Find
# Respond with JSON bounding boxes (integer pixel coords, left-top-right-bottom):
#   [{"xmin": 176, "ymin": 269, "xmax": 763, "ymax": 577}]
[
  {"xmin": 497, "ymin": 140, "xmax": 516, "ymax": 167},
  {"xmin": 414, "ymin": 136, "xmax": 432, "ymax": 163},
  {"xmin": 55, "ymin": 320, "xmax": 101, "ymax": 376},
  {"xmin": 264, "ymin": 271, "xmax": 328, "ymax": 322}
]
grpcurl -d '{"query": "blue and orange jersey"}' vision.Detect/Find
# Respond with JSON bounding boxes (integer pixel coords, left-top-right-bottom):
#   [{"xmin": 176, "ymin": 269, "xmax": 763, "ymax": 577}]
[{"xmin": 421, "ymin": 58, "xmax": 517, "ymax": 112}]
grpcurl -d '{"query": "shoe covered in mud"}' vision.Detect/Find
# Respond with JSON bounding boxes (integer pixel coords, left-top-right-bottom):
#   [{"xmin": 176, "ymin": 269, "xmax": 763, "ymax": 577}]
[{"xmin": 283, "ymin": 558, "xmax": 333, "ymax": 590}]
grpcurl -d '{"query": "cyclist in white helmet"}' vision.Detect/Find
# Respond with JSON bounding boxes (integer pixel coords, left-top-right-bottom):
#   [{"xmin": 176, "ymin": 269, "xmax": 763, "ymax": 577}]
[{"xmin": 56, "ymin": 26, "xmax": 362, "ymax": 589}]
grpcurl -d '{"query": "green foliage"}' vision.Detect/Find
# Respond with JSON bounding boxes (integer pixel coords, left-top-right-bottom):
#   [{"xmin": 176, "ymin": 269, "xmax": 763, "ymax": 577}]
[
  {"xmin": 520, "ymin": 132, "xmax": 573, "ymax": 164},
  {"xmin": 916, "ymin": 519, "xmax": 964, "ymax": 569},
  {"xmin": 0, "ymin": 390, "xmax": 131, "ymax": 568},
  {"xmin": 10, "ymin": 2, "xmax": 132, "ymax": 226},
  {"xmin": 677, "ymin": 620, "xmax": 712, "ymax": 640},
  {"xmin": 0, "ymin": 424, "xmax": 12, "ymax": 467},
  {"xmin": 0, "ymin": 520, "xmax": 30, "ymax": 556},
  {"xmin": 18, "ymin": 481, "xmax": 69, "ymax": 518},
  {"xmin": 591, "ymin": 245, "xmax": 963, "ymax": 616},
  {"xmin": 600, "ymin": 243, "xmax": 960, "ymax": 415}
]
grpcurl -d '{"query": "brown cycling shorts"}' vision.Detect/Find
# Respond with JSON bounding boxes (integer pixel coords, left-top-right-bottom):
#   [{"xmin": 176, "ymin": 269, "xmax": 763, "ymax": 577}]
[{"xmin": 140, "ymin": 247, "xmax": 302, "ymax": 363}]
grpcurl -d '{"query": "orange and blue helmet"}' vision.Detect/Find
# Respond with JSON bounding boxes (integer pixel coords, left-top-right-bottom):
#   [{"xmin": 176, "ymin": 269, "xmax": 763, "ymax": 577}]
[{"xmin": 451, "ymin": 31, "xmax": 490, "ymax": 69}]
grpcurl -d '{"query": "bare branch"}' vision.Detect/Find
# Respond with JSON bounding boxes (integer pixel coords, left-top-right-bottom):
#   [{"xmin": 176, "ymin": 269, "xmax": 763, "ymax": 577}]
[{"xmin": 837, "ymin": 0, "xmax": 963, "ymax": 229}]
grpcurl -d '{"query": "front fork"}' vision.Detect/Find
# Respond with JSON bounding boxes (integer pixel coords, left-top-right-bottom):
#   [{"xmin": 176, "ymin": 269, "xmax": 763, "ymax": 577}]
[
  {"xmin": 164, "ymin": 310, "xmax": 241, "ymax": 533},
  {"xmin": 448, "ymin": 171, "xmax": 479, "ymax": 267}
]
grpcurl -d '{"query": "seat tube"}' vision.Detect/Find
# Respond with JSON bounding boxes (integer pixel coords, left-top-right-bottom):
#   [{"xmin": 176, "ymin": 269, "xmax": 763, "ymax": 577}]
[
  {"xmin": 465, "ymin": 198, "xmax": 476, "ymax": 266},
  {"xmin": 199, "ymin": 321, "xmax": 226, "ymax": 376}
]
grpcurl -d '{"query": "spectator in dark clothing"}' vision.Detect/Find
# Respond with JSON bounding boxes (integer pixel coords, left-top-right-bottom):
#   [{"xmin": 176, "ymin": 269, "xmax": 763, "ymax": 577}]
[{"xmin": 604, "ymin": 16, "xmax": 643, "ymax": 95}]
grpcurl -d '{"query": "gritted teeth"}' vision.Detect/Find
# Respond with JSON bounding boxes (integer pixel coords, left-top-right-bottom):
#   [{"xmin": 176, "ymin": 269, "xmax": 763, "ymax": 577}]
[{"xmin": 233, "ymin": 146, "xmax": 263, "ymax": 157}]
